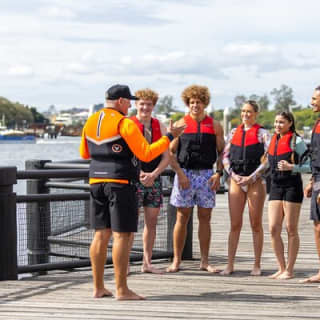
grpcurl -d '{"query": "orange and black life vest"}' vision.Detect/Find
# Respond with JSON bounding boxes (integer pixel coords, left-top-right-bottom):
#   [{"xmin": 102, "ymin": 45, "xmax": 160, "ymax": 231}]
[
  {"xmin": 229, "ymin": 123, "xmax": 264, "ymax": 176},
  {"xmin": 268, "ymin": 131, "xmax": 299, "ymax": 181},
  {"xmin": 130, "ymin": 116, "xmax": 162, "ymax": 172},
  {"xmin": 311, "ymin": 119, "xmax": 320, "ymax": 175},
  {"xmin": 82, "ymin": 108, "xmax": 139, "ymax": 181},
  {"xmin": 177, "ymin": 114, "xmax": 217, "ymax": 170}
]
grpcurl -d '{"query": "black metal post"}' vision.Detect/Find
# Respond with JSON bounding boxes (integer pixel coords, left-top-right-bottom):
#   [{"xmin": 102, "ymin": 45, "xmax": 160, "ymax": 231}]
[
  {"xmin": 0, "ymin": 166, "xmax": 18, "ymax": 280},
  {"xmin": 26, "ymin": 160, "xmax": 52, "ymax": 270}
]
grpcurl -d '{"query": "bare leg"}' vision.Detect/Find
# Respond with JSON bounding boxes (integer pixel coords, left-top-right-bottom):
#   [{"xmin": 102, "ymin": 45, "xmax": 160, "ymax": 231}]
[
  {"xmin": 113, "ymin": 231, "xmax": 145, "ymax": 300},
  {"xmin": 127, "ymin": 233, "xmax": 134, "ymax": 275},
  {"xmin": 277, "ymin": 201, "xmax": 301, "ymax": 280},
  {"xmin": 301, "ymin": 222, "xmax": 320, "ymax": 283},
  {"xmin": 220, "ymin": 180, "xmax": 246, "ymax": 275},
  {"xmin": 166, "ymin": 208, "xmax": 192, "ymax": 272},
  {"xmin": 141, "ymin": 207, "xmax": 163, "ymax": 274},
  {"xmin": 268, "ymin": 200, "xmax": 286, "ymax": 279},
  {"xmin": 197, "ymin": 207, "xmax": 219, "ymax": 273},
  {"xmin": 90, "ymin": 228, "xmax": 113, "ymax": 298},
  {"xmin": 247, "ymin": 179, "xmax": 265, "ymax": 276}
]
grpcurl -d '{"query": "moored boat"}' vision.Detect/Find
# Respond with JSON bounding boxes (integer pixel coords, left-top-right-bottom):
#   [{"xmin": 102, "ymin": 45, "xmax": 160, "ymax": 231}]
[{"xmin": 0, "ymin": 129, "xmax": 36, "ymax": 144}]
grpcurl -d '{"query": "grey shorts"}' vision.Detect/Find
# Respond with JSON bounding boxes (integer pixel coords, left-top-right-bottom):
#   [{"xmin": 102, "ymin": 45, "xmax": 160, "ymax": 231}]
[{"xmin": 311, "ymin": 180, "xmax": 320, "ymax": 221}]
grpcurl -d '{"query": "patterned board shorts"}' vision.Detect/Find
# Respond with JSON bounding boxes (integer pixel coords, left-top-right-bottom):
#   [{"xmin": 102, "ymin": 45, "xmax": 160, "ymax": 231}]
[
  {"xmin": 170, "ymin": 169, "xmax": 216, "ymax": 208},
  {"xmin": 136, "ymin": 178, "xmax": 163, "ymax": 208}
]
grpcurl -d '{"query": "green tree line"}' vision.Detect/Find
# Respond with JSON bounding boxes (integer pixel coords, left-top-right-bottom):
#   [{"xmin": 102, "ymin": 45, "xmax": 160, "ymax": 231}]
[{"xmin": 0, "ymin": 97, "xmax": 47, "ymax": 128}]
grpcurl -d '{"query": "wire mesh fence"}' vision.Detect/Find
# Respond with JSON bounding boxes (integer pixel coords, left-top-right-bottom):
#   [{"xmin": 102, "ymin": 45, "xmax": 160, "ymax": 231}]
[{"xmin": 16, "ymin": 175, "xmax": 174, "ymax": 272}]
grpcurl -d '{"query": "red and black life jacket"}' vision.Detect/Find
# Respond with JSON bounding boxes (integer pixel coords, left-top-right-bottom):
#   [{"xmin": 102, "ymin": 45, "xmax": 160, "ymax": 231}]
[
  {"xmin": 268, "ymin": 131, "xmax": 299, "ymax": 181},
  {"xmin": 177, "ymin": 114, "xmax": 217, "ymax": 170},
  {"xmin": 130, "ymin": 116, "xmax": 162, "ymax": 172},
  {"xmin": 311, "ymin": 119, "xmax": 320, "ymax": 176},
  {"xmin": 229, "ymin": 123, "xmax": 264, "ymax": 176}
]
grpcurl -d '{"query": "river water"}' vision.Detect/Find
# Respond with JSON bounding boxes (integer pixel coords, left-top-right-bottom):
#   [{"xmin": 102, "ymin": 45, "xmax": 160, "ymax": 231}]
[{"xmin": 1, "ymin": 136, "xmax": 81, "ymax": 194}]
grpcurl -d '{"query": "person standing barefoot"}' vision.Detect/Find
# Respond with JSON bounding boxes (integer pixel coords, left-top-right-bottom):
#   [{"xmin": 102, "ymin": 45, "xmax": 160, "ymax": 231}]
[
  {"xmin": 267, "ymin": 111, "xmax": 309, "ymax": 280},
  {"xmin": 221, "ymin": 100, "xmax": 270, "ymax": 276},
  {"xmin": 166, "ymin": 85, "xmax": 225, "ymax": 273}
]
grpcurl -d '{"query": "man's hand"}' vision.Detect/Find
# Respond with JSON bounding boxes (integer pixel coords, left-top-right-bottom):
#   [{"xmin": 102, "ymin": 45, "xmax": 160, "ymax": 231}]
[
  {"xmin": 140, "ymin": 171, "xmax": 156, "ymax": 187},
  {"xmin": 304, "ymin": 182, "xmax": 312, "ymax": 198},
  {"xmin": 167, "ymin": 120, "xmax": 186, "ymax": 139},
  {"xmin": 208, "ymin": 173, "xmax": 221, "ymax": 191},
  {"xmin": 177, "ymin": 171, "xmax": 190, "ymax": 189}
]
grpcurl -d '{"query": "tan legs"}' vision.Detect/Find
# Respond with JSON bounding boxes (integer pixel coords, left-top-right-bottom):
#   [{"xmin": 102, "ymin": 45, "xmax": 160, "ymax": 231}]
[
  {"xmin": 268, "ymin": 200, "xmax": 301, "ymax": 280},
  {"xmin": 167, "ymin": 208, "xmax": 192, "ymax": 272},
  {"xmin": 90, "ymin": 229, "xmax": 113, "ymax": 298},
  {"xmin": 221, "ymin": 179, "xmax": 265, "ymax": 276},
  {"xmin": 198, "ymin": 208, "xmax": 220, "ymax": 273},
  {"xmin": 141, "ymin": 207, "xmax": 163, "ymax": 274},
  {"xmin": 301, "ymin": 222, "xmax": 320, "ymax": 283},
  {"xmin": 112, "ymin": 231, "xmax": 145, "ymax": 300}
]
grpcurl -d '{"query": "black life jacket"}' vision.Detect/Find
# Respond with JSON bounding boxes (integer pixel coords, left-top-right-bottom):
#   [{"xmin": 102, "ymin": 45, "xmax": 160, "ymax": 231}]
[
  {"xmin": 177, "ymin": 114, "xmax": 217, "ymax": 170},
  {"xmin": 267, "ymin": 131, "xmax": 299, "ymax": 182},
  {"xmin": 86, "ymin": 109, "xmax": 139, "ymax": 181},
  {"xmin": 311, "ymin": 119, "xmax": 320, "ymax": 176},
  {"xmin": 229, "ymin": 124, "xmax": 264, "ymax": 176},
  {"xmin": 130, "ymin": 116, "xmax": 162, "ymax": 172}
]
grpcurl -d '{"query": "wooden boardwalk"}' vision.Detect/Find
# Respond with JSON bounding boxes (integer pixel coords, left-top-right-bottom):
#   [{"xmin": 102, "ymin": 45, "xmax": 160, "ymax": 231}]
[{"xmin": 1, "ymin": 175, "xmax": 320, "ymax": 319}]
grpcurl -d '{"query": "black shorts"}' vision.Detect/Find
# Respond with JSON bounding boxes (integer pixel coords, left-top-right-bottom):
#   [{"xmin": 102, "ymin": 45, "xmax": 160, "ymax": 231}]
[
  {"xmin": 90, "ymin": 182, "xmax": 138, "ymax": 232},
  {"xmin": 269, "ymin": 177, "xmax": 303, "ymax": 203},
  {"xmin": 311, "ymin": 180, "xmax": 320, "ymax": 221}
]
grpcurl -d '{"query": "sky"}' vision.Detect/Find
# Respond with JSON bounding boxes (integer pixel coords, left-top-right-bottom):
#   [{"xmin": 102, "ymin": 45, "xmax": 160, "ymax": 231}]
[{"xmin": 1, "ymin": 0, "xmax": 320, "ymax": 112}]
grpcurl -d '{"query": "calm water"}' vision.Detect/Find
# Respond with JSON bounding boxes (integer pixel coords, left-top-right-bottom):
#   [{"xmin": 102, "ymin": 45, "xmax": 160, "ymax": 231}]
[
  {"xmin": 0, "ymin": 136, "xmax": 82, "ymax": 194},
  {"xmin": 1, "ymin": 136, "xmax": 83, "ymax": 270}
]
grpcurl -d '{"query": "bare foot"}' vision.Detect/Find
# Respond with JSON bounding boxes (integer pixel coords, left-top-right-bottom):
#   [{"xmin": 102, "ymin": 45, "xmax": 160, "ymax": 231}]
[
  {"xmin": 299, "ymin": 274, "xmax": 320, "ymax": 283},
  {"xmin": 141, "ymin": 265, "xmax": 164, "ymax": 274},
  {"xmin": 250, "ymin": 266, "xmax": 262, "ymax": 276},
  {"xmin": 93, "ymin": 288, "xmax": 113, "ymax": 298},
  {"xmin": 268, "ymin": 270, "xmax": 284, "ymax": 279},
  {"xmin": 200, "ymin": 263, "xmax": 220, "ymax": 273},
  {"xmin": 166, "ymin": 263, "xmax": 180, "ymax": 273},
  {"xmin": 277, "ymin": 271, "xmax": 293, "ymax": 280},
  {"xmin": 116, "ymin": 289, "xmax": 145, "ymax": 301},
  {"xmin": 220, "ymin": 266, "xmax": 234, "ymax": 276}
]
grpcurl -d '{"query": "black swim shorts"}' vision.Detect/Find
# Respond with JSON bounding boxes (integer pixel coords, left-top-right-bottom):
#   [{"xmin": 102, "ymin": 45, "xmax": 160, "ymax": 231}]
[
  {"xmin": 269, "ymin": 177, "xmax": 303, "ymax": 203},
  {"xmin": 90, "ymin": 182, "xmax": 138, "ymax": 232}
]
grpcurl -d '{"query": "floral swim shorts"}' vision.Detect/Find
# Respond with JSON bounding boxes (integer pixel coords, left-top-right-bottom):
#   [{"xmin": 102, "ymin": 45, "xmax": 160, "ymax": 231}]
[
  {"xmin": 170, "ymin": 169, "xmax": 216, "ymax": 208},
  {"xmin": 136, "ymin": 177, "xmax": 163, "ymax": 208}
]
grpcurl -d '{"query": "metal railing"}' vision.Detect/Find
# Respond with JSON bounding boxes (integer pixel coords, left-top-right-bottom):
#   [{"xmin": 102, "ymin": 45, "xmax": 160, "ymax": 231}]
[{"xmin": 0, "ymin": 160, "xmax": 194, "ymax": 280}]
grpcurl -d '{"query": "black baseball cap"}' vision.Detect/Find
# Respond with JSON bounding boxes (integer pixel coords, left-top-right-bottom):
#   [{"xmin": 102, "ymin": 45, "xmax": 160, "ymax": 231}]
[{"xmin": 105, "ymin": 84, "xmax": 138, "ymax": 100}]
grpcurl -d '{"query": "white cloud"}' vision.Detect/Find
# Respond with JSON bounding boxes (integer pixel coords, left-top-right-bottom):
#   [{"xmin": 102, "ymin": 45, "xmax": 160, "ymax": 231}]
[
  {"xmin": 1, "ymin": 0, "xmax": 320, "ymax": 110},
  {"xmin": 8, "ymin": 65, "xmax": 34, "ymax": 77}
]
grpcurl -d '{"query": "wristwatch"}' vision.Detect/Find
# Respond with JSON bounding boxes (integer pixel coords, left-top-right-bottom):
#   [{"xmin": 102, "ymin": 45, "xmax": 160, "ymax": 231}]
[{"xmin": 216, "ymin": 169, "xmax": 223, "ymax": 177}]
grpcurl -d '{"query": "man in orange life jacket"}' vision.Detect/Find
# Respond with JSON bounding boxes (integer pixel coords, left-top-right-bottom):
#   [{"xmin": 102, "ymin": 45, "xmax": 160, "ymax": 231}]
[
  {"xmin": 79, "ymin": 84, "xmax": 185, "ymax": 300},
  {"xmin": 302, "ymin": 85, "xmax": 320, "ymax": 284},
  {"xmin": 129, "ymin": 89, "xmax": 170, "ymax": 274}
]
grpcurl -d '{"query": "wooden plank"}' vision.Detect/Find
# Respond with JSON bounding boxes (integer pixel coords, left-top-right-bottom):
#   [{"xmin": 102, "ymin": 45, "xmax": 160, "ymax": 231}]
[{"xmin": 1, "ymin": 174, "xmax": 320, "ymax": 319}]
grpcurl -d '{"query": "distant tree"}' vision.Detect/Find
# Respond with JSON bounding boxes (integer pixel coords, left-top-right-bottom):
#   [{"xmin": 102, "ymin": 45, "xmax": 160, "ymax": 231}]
[
  {"xmin": 270, "ymin": 84, "xmax": 296, "ymax": 112},
  {"xmin": 29, "ymin": 107, "xmax": 49, "ymax": 124},
  {"xmin": 211, "ymin": 110, "xmax": 223, "ymax": 122},
  {"xmin": 170, "ymin": 112, "xmax": 184, "ymax": 122},
  {"xmin": 293, "ymin": 108, "xmax": 318, "ymax": 130},
  {"xmin": 234, "ymin": 95, "xmax": 247, "ymax": 109},
  {"xmin": 257, "ymin": 110, "xmax": 276, "ymax": 130},
  {"xmin": 252, "ymin": 94, "xmax": 270, "ymax": 111},
  {"xmin": 155, "ymin": 95, "xmax": 176, "ymax": 114}
]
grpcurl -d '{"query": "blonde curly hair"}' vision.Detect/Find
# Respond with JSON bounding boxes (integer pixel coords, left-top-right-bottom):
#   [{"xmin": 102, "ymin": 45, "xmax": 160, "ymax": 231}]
[
  {"xmin": 135, "ymin": 88, "xmax": 159, "ymax": 106},
  {"xmin": 181, "ymin": 85, "xmax": 210, "ymax": 107}
]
